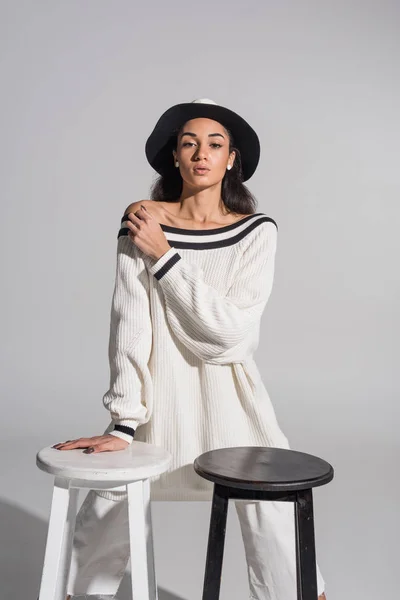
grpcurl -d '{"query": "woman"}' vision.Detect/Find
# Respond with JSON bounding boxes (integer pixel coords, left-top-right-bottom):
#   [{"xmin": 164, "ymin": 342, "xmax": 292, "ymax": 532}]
[{"xmin": 54, "ymin": 98, "xmax": 327, "ymax": 599}]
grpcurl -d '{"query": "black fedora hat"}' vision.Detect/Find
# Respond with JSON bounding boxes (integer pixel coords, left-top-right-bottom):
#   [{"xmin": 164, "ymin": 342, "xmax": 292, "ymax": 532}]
[{"xmin": 145, "ymin": 98, "xmax": 260, "ymax": 182}]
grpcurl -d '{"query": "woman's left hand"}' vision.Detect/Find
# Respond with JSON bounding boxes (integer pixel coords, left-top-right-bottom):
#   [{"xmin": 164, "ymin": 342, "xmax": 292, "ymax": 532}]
[
  {"xmin": 52, "ymin": 434, "xmax": 130, "ymax": 453},
  {"xmin": 126, "ymin": 205, "xmax": 171, "ymax": 261}
]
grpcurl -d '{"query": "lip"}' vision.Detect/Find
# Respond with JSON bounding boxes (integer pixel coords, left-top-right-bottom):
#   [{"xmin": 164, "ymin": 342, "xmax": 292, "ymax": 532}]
[{"xmin": 193, "ymin": 167, "xmax": 210, "ymax": 174}]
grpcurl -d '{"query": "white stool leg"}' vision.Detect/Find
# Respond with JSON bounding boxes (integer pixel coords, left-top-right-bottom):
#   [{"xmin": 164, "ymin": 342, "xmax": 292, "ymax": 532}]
[
  {"xmin": 38, "ymin": 477, "xmax": 77, "ymax": 600},
  {"xmin": 143, "ymin": 478, "xmax": 157, "ymax": 599},
  {"xmin": 57, "ymin": 485, "xmax": 79, "ymax": 598},
  {"xmin": 127, "ymin": 479, "xmax": 158, "ymax": 600}
]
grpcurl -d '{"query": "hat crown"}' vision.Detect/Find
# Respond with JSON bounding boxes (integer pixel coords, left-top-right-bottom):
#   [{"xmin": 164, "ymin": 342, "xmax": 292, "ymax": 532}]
[{"xmin": 191, "ymin": 98, "xmax": 218, "ymax": 105}]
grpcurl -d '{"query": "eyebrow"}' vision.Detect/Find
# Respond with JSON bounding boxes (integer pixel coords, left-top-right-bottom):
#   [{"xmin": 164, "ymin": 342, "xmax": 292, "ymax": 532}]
[{"xmin": 180, "ymin": 132, "xmax": 225, "ymax": 140}]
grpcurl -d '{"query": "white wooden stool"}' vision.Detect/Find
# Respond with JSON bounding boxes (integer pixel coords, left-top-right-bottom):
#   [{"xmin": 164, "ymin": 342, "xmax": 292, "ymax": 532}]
[{"xmin": 36, "ymin": 441, "xmax": 172, "ymax": 600}]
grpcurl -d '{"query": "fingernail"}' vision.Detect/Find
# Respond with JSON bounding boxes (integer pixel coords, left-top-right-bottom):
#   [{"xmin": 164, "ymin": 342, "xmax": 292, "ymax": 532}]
[
  {"xmin": 141, "ymin": 204, "xmax": 147, "ymax": 211},
  {"xmin": 84, "ymin": 447, "xmax": 94, "ymax": 454}
]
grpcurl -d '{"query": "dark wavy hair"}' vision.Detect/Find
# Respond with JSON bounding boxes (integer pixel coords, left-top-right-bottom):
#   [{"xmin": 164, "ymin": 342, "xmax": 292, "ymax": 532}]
[{"xmin": 149, "ymin": 123, "xmax": 258, "ymax": 215}]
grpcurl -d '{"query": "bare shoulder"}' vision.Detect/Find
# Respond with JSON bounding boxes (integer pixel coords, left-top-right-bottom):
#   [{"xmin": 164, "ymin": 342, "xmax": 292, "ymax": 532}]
[
  {"xmin": 123, "ymin": 199, "xmax": 151, "ymax": 215},
  {"xmin": 123, "ymin": 200, "xmax": 162, "ymax": 220}
]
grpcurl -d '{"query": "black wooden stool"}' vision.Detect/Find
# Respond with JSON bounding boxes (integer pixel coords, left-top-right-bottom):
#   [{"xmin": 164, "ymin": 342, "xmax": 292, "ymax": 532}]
[{"xmin": 194, "ymin": 446, "xmax": 334, "ymax": 600}]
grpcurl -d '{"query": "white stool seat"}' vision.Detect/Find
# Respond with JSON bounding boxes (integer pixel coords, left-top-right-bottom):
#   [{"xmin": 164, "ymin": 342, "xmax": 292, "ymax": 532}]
[
  {"xmin": 36, "ymin": 441, "xmax": 172, "ymax": 600},
  {"xmin": 37, "ymin": 440, "xmax": 172, "ymax": 485}
]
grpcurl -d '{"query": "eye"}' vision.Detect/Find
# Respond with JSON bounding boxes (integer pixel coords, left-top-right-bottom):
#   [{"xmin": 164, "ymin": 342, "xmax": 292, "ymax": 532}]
[{"xmin": 182, "ymin": 142, "xmax": 222, "ymax": 148}]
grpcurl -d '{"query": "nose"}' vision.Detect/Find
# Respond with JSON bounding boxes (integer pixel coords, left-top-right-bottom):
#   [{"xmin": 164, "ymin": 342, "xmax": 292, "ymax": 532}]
[{"xmin": 193, "ymin": 142, "xmax": 208, "ymax": 160}]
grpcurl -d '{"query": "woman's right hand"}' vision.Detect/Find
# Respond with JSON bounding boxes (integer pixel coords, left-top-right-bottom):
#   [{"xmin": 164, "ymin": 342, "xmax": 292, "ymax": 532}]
[{"xmin": 52, "ymin": 434, "xmax": 130, "ymax": 453}]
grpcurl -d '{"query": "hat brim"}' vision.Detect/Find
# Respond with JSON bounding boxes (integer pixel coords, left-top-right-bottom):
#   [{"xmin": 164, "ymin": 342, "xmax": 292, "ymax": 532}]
[{"xmin": 145, "ymin": 102, "xmax": 260, "ymax": 182}]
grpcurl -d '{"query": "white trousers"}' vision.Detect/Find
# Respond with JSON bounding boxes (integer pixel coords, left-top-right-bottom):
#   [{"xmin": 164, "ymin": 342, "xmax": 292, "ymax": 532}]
[{"xmin": 66, "ymin": 489, "xmax": 326, "ymax": 600}]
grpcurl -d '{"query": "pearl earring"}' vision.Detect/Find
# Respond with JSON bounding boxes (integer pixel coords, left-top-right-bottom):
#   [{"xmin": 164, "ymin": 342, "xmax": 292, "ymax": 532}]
[
  {"xmin": 227, "ymin": 164, "xmax": 232, "ymax": 170},
  {"xmin": 175, "ymin": 161, "xmax": 179, "ymax": 167}
]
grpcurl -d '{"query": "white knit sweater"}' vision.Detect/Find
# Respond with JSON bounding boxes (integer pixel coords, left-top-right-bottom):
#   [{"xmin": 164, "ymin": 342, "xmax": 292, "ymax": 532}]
[{"xmin": 100, "ymin": 211, "xmax": 290, "ymax": 501}]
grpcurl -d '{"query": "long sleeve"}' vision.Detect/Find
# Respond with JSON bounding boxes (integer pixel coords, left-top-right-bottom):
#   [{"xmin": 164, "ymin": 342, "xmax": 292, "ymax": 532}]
[
  {"xmin": 103, "ymin": 233, "xmax": 154, "ymax": 443},
  {"xmin": 147, "ymin": 220, "xmax": 277, "ymax": 364}
]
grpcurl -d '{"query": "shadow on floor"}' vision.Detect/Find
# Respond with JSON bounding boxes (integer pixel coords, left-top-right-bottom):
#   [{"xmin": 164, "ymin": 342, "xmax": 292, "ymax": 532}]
[{"xmin": 0, "ymin": 499, "xmax": 187, "ymax": 600}]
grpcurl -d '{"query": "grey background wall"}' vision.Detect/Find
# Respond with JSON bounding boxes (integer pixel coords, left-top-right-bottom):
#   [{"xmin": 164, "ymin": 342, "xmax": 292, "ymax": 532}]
[{"xmin": 0, "ymin": 1, "xmax": 398, "ymax": 599}]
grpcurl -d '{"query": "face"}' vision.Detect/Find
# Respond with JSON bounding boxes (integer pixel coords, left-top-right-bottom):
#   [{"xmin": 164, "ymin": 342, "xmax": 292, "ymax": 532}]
[{"xmin": 172, "ymin": 117, "xmax": 236, "ymax": 187}]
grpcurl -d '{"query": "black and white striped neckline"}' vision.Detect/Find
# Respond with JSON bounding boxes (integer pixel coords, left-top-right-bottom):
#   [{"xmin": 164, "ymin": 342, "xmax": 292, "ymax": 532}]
[{"xmin": 118, "ymin": 212, "xmax": 277, "ymax": 250}]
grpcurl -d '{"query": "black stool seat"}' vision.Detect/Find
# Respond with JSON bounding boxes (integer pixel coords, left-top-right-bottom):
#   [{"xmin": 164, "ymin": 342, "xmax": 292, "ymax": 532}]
[
  {"xmin": 194, "ymin": 446, "xmax": 334, "ymax": 492},
  {"xmin": 194, "ymin": 446, "xmax": 334, "ymax": 600}
]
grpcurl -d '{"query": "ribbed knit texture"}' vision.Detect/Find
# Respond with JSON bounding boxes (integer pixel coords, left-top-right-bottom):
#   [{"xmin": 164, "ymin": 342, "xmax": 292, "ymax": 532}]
[{"xmin": 99, "ymin": 212, "xmax": 291, "ymax": 501}]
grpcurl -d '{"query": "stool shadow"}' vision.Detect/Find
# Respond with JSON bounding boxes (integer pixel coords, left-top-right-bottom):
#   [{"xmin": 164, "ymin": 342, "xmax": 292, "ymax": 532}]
[{"xmin": 0, "ymin": 499, "xmax": 186, "ymax": 600}]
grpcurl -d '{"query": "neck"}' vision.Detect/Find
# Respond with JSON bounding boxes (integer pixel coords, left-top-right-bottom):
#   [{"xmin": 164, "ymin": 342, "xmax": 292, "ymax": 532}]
[{"xmin": 175, "ymin": 185, "xmax": 230, "ymax": 223}]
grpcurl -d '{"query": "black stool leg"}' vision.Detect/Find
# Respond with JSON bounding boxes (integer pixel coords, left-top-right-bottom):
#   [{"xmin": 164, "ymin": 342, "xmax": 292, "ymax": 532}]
[
  {"xmin": 294, "ymin": 488, "xmax": 318, "ymax": 600},
  {"xmin": 202, "ymin": 484, "xmax": 229, "ymax": 600}
]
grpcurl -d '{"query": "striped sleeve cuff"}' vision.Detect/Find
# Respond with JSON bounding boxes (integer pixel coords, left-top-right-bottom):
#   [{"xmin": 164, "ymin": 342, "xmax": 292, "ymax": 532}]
[
  {"xmin": 148, "ymin": 247, "xmax": 181, "ymax": 280},
  {"xmin": 109, "ymin": 424, "xmax": 136, "ymax": 444}
]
